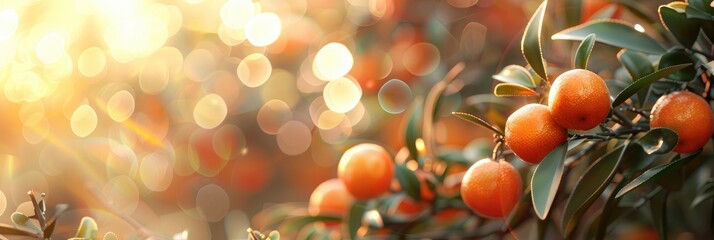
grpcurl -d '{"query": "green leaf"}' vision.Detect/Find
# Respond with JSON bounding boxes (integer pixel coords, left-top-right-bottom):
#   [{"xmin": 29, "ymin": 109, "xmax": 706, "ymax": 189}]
[
  {"xmin": 281, "ymin": 216, "xmax": 341, "ymax": 233},
  {"xmin": 103, "ymin": 232, "xmax": 119, "ymax": 240},
  {"xmin": 660, "ymin": 5, "xmax": 701, "ymax": 48},
  {"xmin": 494, "ymin": 83, "xmax": 538, "ymax": 97},
  {"xmin": 405, "ymin": 100, "xmax": 423, "ymax": 161},
  {"xmin": 692, "ymin": 180, "xmax": 714, "ymax": 207},
  {"xmin": 564, "ymin": 0, "xmax": 582, "ymax": 26},
  {"xmin": 75, "ymin": 217, "xmax": 98, "ymax": 239},
  {"xmin": 395, "ymin": 164, "xmax": 421, "ymax": 201},
  {"xmin": 0, "ymin": 223, "xmax": 36, "ymax": 237},
  {"xmin": 531, "ymin": 143, "xmax": 567, "ymax": 220},
  {"xmin": 574, "ymin": 34, "xmax": 596, "ymax": 69},
  {"xmin": 452, "ymin": 112, "xmax": 504, "ymax": 136},
  {"xmin": 11, "ymin": 212, "xmax": 40, "ymax": 233},
  {"xmin": 617, "ymin": 50, "xmax": 654, "ymax": 80},
  {"xmin": 615, "ymin": 150, "xmax": 702, "ymax": 198},
  {"xmin": 686, "ymin": 0, "xmax": 714, "ymax": 20},
  {"xmin": 552, "ymin": 20, "xmax": 665, "ymax": 54},
  {"xmin": 595, "ymin": 180, "xmax": 627, "ymax": 239},
  {"xmin": 347, "ymin": 202, "xmax": 367, "ymax": 240},
  {"xmin": 658, "ymin": 50, "xmax": 696, "ymax": 82},
  {"xmin": 521, "ymin": 0, "xmax": 549, "ymax": 82},
  {"xmin": 636, "ymin": 128, "xmax": 679, "ymax": 154},
  {"xmin": 611, "ymin": 63, "xmax": 692, "ymax": 107},
  {"xmin": 267, "ymin": 231, "xmax": 280, "ymax": 240},
  {"xmin": 650, "ymin": 191, "xmax": 668, "ymax": 240},
  {"xmin": 561, "ymin": 141, "xmax": 630, "ymax": 237},
  {"xmin": 492, "ymin": 65, "xmax": 536, "ymax": 88}
]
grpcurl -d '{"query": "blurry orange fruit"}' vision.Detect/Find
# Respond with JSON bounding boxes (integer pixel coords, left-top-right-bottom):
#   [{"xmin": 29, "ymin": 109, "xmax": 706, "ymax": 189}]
[
  {"xmin": 460, "ymin": 159, "xmax": 522, "ymax": 218},
  {"xmin": 309, "ymin": 178, "xmax": 354, "ymax": 217},
  {"xmin": 338, "ymin": 143, "xmax": 395, "ymax": 199},
  {"xmin": 650, "ymin": 91, "xmax": 714, "ymax": 153},
  {"xmin": 505, "ymin": 104, "xmax": 568, "ymax": 164},
  {"xmin": 548, "ymin": 69, "xmax": 611, "ymax": 130}
]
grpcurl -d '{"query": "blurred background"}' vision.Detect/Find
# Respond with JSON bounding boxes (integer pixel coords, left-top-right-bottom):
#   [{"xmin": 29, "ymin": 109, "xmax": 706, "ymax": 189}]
[{"xmin": 0, "ymin": 0, "xmax": 670, "ymax": 239}]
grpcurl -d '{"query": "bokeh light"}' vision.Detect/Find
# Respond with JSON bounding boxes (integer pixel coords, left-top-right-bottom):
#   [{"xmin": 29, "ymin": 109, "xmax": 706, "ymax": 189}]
[
  {"xmin": 0, "ymin": 9, "xmax": 18, "ymax": 40},
  {"xmin": 193, "ymin": 94, "xmax": 228, "ymax": 129},
  {"xmin": 71, "ymin": 104, "xmax": 98, "ymax": 137},
  {"xmin": 378, "ymin": 79, "xmax": 412, "ymax": 114},
  {"xmin": 237, "ymin": 53, "xmax": 272, "ymax": 88},
  {"xmin": 245, "ymin": 13, "xmax": 282, "ymax": 47},
  {"xmin": 313, "ymin": 42, "xmax": 354, "ymax": 81},
  {"xmin": 323, "ymin": 77, "xmax": 362, "ymax": 113}
]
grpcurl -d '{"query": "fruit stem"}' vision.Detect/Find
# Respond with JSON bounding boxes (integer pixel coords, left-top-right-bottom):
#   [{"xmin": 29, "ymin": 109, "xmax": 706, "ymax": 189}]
[
  {"xmin": 569, "ymin": 128, "xmax": 644, "ymax": 141},
  {"xmin": 611, "ymin": 110, "xmax": 633, "ymax": 128}
]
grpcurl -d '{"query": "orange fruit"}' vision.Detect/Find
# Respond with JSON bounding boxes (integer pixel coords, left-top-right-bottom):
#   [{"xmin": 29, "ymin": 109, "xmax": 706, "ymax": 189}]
[
  {"xmin": 505, "ymin": 104, "xmax": 568, "ymax": 164},
  {"xmin": 338, "ymin": 143, "xmax": 395, "ymax": 200},
  {"xmin": 548, "ymin": 69, "xmax": 611, "ymax": 130},
  {"xmin": 460, "ymin": 159, "xmax": 522, "ymax": 218},
  {"xmin": 650, "ymin": 91, "xmax": 714, "ymax": 153},
  {"xmin": 309, "ymin": 178, "xmax": 354, "ymax": 217}
]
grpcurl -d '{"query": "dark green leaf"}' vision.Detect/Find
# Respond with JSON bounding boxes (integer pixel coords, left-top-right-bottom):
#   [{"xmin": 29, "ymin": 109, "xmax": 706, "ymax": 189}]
[
  {"xmin": 75, "ymin": 217, "xmax": 97, "ymax": 239},
  {"xmin": 611, "ymin": 63, "xmax": 691, "ymax": 107},
  {"xmin": 552, "ymin": 20, "xmax": 665, "ymax": 54},
  {"xmin": 561, "ymin": 140, "xmax": 630, "ymax": 237},
  {"xmin": 617, "ymin": 50, "xmax": 654, "ymax": 80},
  {"xmin": 650, "ymin": 191, "xmax": 668, "ymax": 240},
  {"xmin": 452, "ymin": 112, "xmax": 504, "ymax": 136},
  {"xmin": 0, "ymin": 223, "xmax": 36, "ymax": 237},
  {"xmin": 686, "ymin": 0, "xmax": 714, "ymax": 20},
  {"xmin": 395, "ymin": 164, "xmax": 421, "ymax": 201},
  {"xmin": 613, "ymin": 0, "xmax": 658, "ymax": 24},
  {"xmin": 660, "ymin": 5, "xmax": 701, "ymax": 48},
  {"xmin": 692, "ymin": 180, "xmax": 714, "ymax": 207},
  {"xmin": 492, "ymin": 65, "xmax": 536, "ymax": 88},
  {"xmin": 595, "ymin": 180, "xmax": 627, "ymax": 239},
  {"xmin": 636, "ymin": 128, "xmax": 679, "ymax": 154},
  {"xmin": 494, "ymin": 83, "xmax": 538, "ymax": 97},
  {"xmin": 405, "ymin": 100, "xmax": 423, "ymax": 161},
  {"xmin": 574, "ymin": 34, "xmax": 596, "ymax": 69},
  {"xmin": 531, "ymin": 143, "xmax": 567, "ymax": 220},
  {"xmin": 347, "ymin": 202, "xmax": 367, "ymax": 240},
  {"xmin": 521, "ymin": 0, "xmax": 549, "ymax": 82},
  {"xmin": 616, "ymin": 150, "xmax": 702, "ymax": 198},
  {"xmin": 506, "ymin": 191, "xmax": 532, "ymax": 231},
  {"xmin": 281, "ymin": 216, "xmax": 341, "ymax": 233},
  {"xmin": 564, "ymin": 0, "xmax": 582, "ymax": 27},
  {"xmin": 658, "ymin": 50, "xmax": 696, "ymax": 82}
]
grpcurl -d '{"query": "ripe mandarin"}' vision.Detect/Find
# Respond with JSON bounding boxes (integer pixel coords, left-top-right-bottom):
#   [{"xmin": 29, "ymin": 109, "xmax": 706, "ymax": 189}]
[
  {"xmin": 650, "ymin": 91, "xmax": 714, "ymax": 153},
  {"xmin": 460, "ymin": 159, "xmax": 522, "ymax": 218},
  {"xmin": 338, "ymin": 143, "xmax": 395, "ymax": 200},
  {"xmin": 548, "ymin": 69, "xmax": 611, "ymax": 130},
  {"xmin": 309, "ymin": 178, "xmax": 354, "ymax": 217},
  {"xmin": 505, "ymin": 104, "xmax": 568, "ymax": 164}
]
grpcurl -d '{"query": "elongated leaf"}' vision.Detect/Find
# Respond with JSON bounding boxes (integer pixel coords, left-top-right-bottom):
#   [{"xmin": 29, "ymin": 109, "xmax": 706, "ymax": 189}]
[
  {"xmin": 0, "ymin": 223, "xmax": 36, "ymax": 237},
  {"xmin": 595, "ymin": 180, "xmax": 627, "ymax": 239},
  {"xmin": 650, "ymin": 191, "xmax": 668, "ymax": 240},
  {"xmin": 658, "ymin": 50, "xmax": 696, "ymax": 82},
  {"xmin": 522, "ymin": 0, "xmax": 549, "ymax": 82},
  {"xmin": 616, "ymin": 150, "xmax": 702, "ymax": 198},
  {"xmin": 395, "ymin": 164, "xmax": 421, "ymax": 201},
  {"xmin": 574, "ymin": 34, "xmax": 596, "ymax": 69},
  {"xmin": 686, "ymin": 0, "xmax": 714, "ymax": 20},
  {"xmin": 405, "ymin": 100, "xmax": 423, "ymax": 160},
  {"xmin": 347, "ymin": 202, "xmax": 367, "ymax": 240},
  {"xmin": 692, "ymin": 180, "xmax": 714, "ymax": 207},
  {"xmin": 660, "ymin": 5, "xmax": 701, "ymax": 48},
  {"xmin": 493, "ymin": 65, "xmax": 536, "ymax": 88},
  {"xmin": 531, "ymin": 143, "xmax": 567, "ymax": 219},
  {"xmin": 552, "ymin": 20, "xmax": 665, "ymax": 54},
  {"xmin": 452, "ymin": 112, "xmax": 504, "ymax": 136},
  {"xmin": 561, "ymin": 141, "xmax": 630, "ymax": 237},
  {"xmin": 281, "ymin": 216, "xmax": 341, "ymax": 233},
  {"xmin": 611, "ymin": 63, "xmax": 691, "ymax": 107},
  {"xmin": 617, "ymin": 50, "xmax": 654, "ymax": 80},
  {"xmin": 637, "ymin": 128, "xmax": 678, "ymax": 154},
  {"xmin": 494, "ymin": 83, "xmax": 537, "ymax": 97}
]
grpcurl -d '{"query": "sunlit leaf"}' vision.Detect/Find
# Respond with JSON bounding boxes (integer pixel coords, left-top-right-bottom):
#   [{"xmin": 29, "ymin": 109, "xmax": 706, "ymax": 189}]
[
  {"xmin": 522, "ymin": 0, "xmax": 549, "ymax": 82},
  {"xmin": 574, "ymin": 34, "xmax": 596, "ymax": 69},
  {"xmin": 492, "ymin": 65, "xmax": 536, "ymax": 88},
  {"xmin": 494, "ymin": 83, "xmax": 537, "ymax": 97},
  {"xmin": 452, "ymin": 112, "xmax": 504, "ymax": 136},
  {"xmin": 616, "ymin": 150, "xmax": 702, "ymax": 198},
  {"xmin": 395, "ymin": 164, "xmax": 421, "ymax": 201},
  {"xmin": 405, "ymin": 100, "xmax": 423, "ymax": 160},
  {"xmin": 11, "ymin": 212, "xmax": 40, "ymax": 233},
  {"xmin": 561, "ymin": 140, "xmax": 630, "ymax": 237},
  {"xmin": 611, "ymin": 63, "xmax": 691, "ymax": 107},
  {"xmin": 636, "ymin": 128, "xmax": 678, "ymax": 154},
  {"xmin": 75, "ymin": 217, "xmax": 98, "ymax": 239},
  {"xmin": 552, "ymin": 20, "xmax": 665, "ymax": 54},
  {"xmin": 660, "ymin": 5, "xmax": 701, "ymax": 48},
  {"xmin": 531, "ymin": 143, "xmax": 567, "ymax": 219}
]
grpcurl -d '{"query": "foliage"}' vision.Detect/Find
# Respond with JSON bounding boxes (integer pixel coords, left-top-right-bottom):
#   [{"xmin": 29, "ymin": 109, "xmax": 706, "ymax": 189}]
[{"xmin": 247, "ymin": 0, "xmax": 714, "ymax": 239}]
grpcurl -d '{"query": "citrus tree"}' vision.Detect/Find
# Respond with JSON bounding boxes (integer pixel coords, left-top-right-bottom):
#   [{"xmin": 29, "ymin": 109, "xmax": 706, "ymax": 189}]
[{"xmin": 247, "ymin": 0, "xmax": 714, "ymax": 239}]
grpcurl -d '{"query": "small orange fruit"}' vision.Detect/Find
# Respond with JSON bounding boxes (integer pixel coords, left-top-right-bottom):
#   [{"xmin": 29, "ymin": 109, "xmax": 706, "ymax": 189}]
[
  {"xmin": 338, "ymin": 143, "xmax": 395, "ymax": 200},
  {"xmin": 505, "ymin": 104, "xmax": 568, "ymax": 164},
  {"xmin": 548, "ymin": 69, "xmax": 611, "ymax": 130},
  {"xmin": 650, "ymin": 91, "xmax": 714, "ymax": 153},
  {"xmin": 309, "ymin": 178, "xmax": 354, "ymax": 217},
  {"xmin": 460, "ymin": 159, "xmax": 522, "ymax": 218}
]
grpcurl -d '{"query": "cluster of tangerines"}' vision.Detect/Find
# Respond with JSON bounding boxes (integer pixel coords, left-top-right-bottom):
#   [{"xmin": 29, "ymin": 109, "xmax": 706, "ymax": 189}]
[{"xmin": 307, "ymin": 68, "xmax": 714, "ymax": 230}]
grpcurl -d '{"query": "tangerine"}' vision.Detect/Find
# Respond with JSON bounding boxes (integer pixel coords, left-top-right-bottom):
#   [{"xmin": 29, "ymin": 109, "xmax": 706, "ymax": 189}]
[
  {"xmin": 650, "ymin": 91, "xmax": 714, "ymax": 153},
  {"xmin": 308, "ymin": 178, "xmax": 354, "ymax": 217},
  {"xmin": 338, "ymin": 143, "xmax": 395, "ymax": 199},
  {"xmin": 460, "ymin": 159, "xmax": 522, "ymax": 218},
  {"xmin": 505, "ymin": 104, "xmax": 568, "ymax": 164},
  {"xmin": 548, "ymin": 69, "xmax": 611, "ymax": 130}
]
